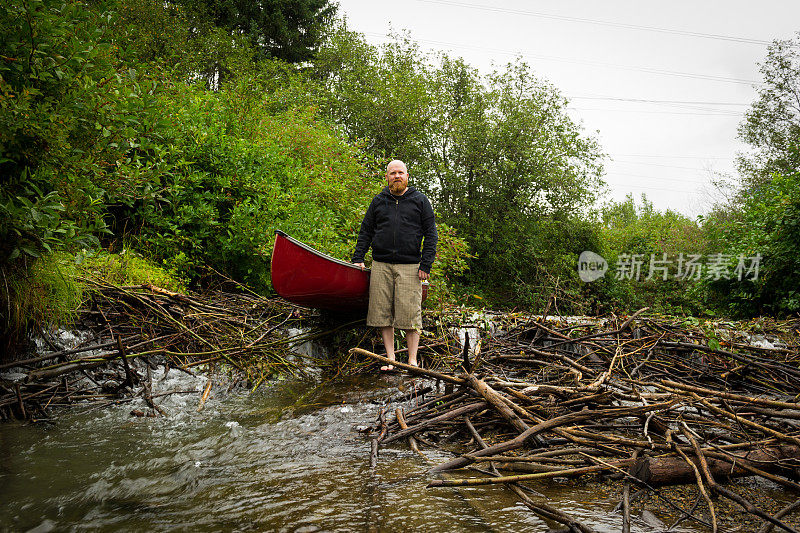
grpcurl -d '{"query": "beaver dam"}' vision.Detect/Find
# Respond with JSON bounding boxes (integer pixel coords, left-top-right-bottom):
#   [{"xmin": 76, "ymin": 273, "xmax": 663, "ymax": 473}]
[{"xmin": 2, "ymin": 282, "xmax": 800, "ymax": 532}]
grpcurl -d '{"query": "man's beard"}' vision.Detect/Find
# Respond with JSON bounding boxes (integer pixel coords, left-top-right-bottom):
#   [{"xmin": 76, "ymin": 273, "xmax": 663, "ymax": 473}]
[{"xmin": 389, "ymin": 180, "xmax": 407, "ymax": 194}]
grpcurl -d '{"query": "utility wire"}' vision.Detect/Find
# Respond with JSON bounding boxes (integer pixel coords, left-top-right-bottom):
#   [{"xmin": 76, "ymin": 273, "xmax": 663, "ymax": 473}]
[
  {"xmin": 569, "ymin": 107, "xmax": 742, "ymax": 116},
  {"xmin": 614, "ymin": 154, "xmax": 734, "ymax": 160},
  {"xmin": 413, "ymin": 0, "xmax": 771, "ymax": 46},
  {"xmin": 604, "ymin": 181, "xmax": 704, "ymax": 194},
  {"xmin": 568, "ymin": 96, "xmax": 749, "ymax": 106},
  {"xmin": 607, "ymin": 185, "xmax": 701, "ymax": 194},
  {"xmin": 608, "ymin": 171, "xmax": 715, "ymax": 185},
  {"xmin": 612, "ymin": 160, "xmax": 726, "ymax": 172},
  {"xmin": 363, "ymin": 32, "xmax": 761, "ymax": 85},
  {"xmin": 567, "ymin": 96, "xmax": 750, "ymax": 115}
]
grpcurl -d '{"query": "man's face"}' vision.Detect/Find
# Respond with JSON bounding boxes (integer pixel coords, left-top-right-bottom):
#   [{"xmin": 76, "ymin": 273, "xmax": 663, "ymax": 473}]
[{"xmin": 386, "ymin": 162, "xmax": 408, "ymax": 194}]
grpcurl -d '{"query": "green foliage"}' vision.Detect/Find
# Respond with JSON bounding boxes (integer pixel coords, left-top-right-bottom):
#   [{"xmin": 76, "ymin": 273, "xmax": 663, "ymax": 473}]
[
  {"xmin": 0, "ymin": 0, "xmax": 192, "ymax": 264},
  {"xmin": 77, "ymin": 248, "xmax": 187, "ymax": 290},
  {"xmin": 705, "ymin": 166, "xmax": 800, "ymax": 316},
  {"xmin": 703, "ymin": 33, "xmax": 800, "ymax": 317},
  {"xmin": 434, "ymin": 61, "xmax": 603, "ymax": 297},
  {"xmin": 0, "ymin": 185, "xmax": 97, "ymax": 261},
  {"xmin": 0, "ymin": 254, "xmax": 83, "ymax": 355},
  {"xmin": 737, "ymin": 32, "xmax": 800, "ymax": 186},
  {"xmin": 426, "ymin": 224, "xmax": 472, "ymax": 306},
  {"xmin": 0, "ymin": 0, "xmax": 162, "ymax": 351},
  {"xmin": 115, "ymin": 81, "xmax": 378, "ymax": 290},
  {"xmin": 315, "ymin": 27, "xmax": 605, "ymax": 310},
  {"xmin": 602, "ymin": 194, "xmax": 703, "ymax": 255},
  {"xmin": 594, "ymin": 194, "xmax": 707, "ymax": 315},
  {"xmin": 314, "ymin": 28, "xmax": 432, "ymax": 162},
  {"xmin": 177, "ymin": 0, "xmax": 337, "ymax": 64},
  {"xmin": 110, "ymin": 0, "xmax": 261, "ymax": 86},
  {"xmin": 0, "ymin": 0, "xmax": 122, "ymax": 261},
  {"xmin": 0, "ymin": 0, "xmax": 366, "ymax": 352}
]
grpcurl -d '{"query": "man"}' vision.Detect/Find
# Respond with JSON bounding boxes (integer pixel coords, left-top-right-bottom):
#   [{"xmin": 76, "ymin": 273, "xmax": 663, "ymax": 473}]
[{"xmin": 352, "ymin": 160, "xmax": 437, "ymax": 370}]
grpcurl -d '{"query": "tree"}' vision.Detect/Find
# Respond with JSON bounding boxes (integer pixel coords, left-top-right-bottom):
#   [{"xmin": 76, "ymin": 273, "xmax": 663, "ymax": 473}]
[
  {"xmin": 601, "ymin": 194, "xmax": 701, "ymax": 256},
  {"xmin": 704, "ymin": 165, "xmax": 800, "ymax": 316},
  {"xmin": 703, "ymin": 33, "xmax": 800, "ymax": 317},
  {"xmin": 0, "ymin": 0, "xmax": 150, "ymax": 352},
  {"xmin": 592, "ymin": 195, "xmax": 708, "ymax": 315},
  {"xmin": 737, "ymin": 32, "xmax": 800, "ymax": 186},
  {"xmin": 179, "ymin": 0, "xmax": 337, "ymax": 64},
  {"xmin": 313, "ymin": 27, "xmax": 432, "ymax": 162},
  {"xmin": 424, "ymin": 60, "xmax": 604, "ymax": 302},
  {"xmin": 314, "ymin": 28, "xmax": 605, "ymax": 308},
  {"xmin": 0, "ymin": 0, "xmax": 138, "ymax": 263}
]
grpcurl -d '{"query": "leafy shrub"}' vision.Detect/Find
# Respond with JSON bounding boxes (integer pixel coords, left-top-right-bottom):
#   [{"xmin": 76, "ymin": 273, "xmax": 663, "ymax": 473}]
[
  {"xmin": 426, "ymin": 223, "xmax": 472, "ymax": 306},
  {"xmin": 704, "ymin": 167, "xmax": 800, "ymax": 316},
  {"xmin": 94, "ymin": 80, "xmax": 380, "ymax": 290}
]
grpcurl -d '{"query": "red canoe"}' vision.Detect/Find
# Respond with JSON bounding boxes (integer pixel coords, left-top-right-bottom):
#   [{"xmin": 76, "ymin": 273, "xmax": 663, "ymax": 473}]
[{"xmin": 270, "ymin": 230, "xmax": 427, "ymax": 312}]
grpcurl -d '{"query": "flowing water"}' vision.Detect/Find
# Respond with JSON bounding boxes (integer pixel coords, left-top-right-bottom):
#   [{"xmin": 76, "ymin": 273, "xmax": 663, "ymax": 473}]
[{"xmin": 0, "ymin": 365, "xmax": 735, "ymax": 532}]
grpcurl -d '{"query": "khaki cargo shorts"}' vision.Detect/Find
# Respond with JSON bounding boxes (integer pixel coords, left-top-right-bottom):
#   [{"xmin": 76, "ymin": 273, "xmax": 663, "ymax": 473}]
[{"xmin": 367, "ymin": 261, "xmax": 423, "ymax": 330}]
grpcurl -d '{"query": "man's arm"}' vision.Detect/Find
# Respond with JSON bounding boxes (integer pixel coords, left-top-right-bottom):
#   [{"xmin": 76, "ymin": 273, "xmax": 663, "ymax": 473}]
[
  {"xmin": 352, "ymin": 200, "xmax": 376, "ymax": 265},
  {"xmin": 418, "ymin": 197, "xmax": 438, "ymax": 275}
]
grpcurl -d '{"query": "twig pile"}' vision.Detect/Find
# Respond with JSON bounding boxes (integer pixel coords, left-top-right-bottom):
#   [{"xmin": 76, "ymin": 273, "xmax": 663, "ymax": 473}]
[
  {"xmin": 357, "ymin": 307, "xmax": 800, "ymax": 532},
  {"xmin": 0, "ymin": 280, "xmax": 308, "ymax": 421}
]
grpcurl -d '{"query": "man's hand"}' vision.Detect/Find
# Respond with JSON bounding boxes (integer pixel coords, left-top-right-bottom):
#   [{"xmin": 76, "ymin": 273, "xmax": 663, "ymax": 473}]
[
  {"xmin": 418, "ymin": 269, "xmax": 429, "ymax": 281},
  {"xmin": 354, "ymin": 262, "xmax": 366, "ymax": 270}
]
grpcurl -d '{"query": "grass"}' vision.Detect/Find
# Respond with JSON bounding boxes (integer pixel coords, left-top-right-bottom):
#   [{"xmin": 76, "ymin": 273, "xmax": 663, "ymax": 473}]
[
  {"xmin": 76, "ymin": 248, "xmax": 187, "ymax": 292},
  {"xmin": 1, "ymin": 248, "xmax": 186, "ymax": 358}
]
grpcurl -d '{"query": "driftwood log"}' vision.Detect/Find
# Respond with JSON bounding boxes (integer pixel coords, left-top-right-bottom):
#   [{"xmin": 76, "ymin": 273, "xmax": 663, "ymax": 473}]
[{"xmin": 632, "ymin": 445, "xmax": 800, "ymax": 486}]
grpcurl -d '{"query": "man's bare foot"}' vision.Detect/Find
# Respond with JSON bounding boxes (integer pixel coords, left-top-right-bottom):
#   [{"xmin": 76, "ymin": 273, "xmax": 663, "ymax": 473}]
[{"xmin": 408, "ymin": 360, "xmax": 418, "ymax": 367}]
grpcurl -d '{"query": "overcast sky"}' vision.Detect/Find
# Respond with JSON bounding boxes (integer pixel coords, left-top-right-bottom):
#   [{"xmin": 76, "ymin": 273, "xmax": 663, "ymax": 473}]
[{"xmin": 332, "ymin": 0, "xmax": 800, "ymax": 217}]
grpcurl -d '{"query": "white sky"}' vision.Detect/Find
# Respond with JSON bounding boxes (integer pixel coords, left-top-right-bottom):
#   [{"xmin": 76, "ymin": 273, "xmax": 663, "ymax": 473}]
[{"xmin": 333, "ymin": 0, "xmax": 800, "ymax": 217}]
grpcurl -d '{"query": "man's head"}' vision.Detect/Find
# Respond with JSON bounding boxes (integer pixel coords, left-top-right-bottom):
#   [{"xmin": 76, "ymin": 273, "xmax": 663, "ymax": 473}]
[{"xmin": 386, "ymin": 160, "xmax": 409, "ymax": 195}]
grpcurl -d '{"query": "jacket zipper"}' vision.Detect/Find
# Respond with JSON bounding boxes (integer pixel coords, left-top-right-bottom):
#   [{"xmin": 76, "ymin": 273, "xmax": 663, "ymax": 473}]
[{"xmin": 393, "ymin": 198, "xmax": 399, "ymax": 261}]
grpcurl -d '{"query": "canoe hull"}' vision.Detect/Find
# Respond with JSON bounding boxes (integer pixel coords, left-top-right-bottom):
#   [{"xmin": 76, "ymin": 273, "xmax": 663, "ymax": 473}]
[{"xmin": 270, "ymin": 231, "xmax": 428, "ymax": 313}]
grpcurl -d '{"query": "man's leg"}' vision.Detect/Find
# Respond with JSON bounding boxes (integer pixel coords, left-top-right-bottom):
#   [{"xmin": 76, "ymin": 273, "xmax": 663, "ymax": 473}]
[
  {"xmin": 380, "ymin": 326, "xmax": 395, "ymax": 370},
  {"xmin": 405, "ymin": 329, "xmax": 420, "ymax": 366},
  {"xmin": 393, "ymin": 263, "xmax": 423, "ymax": 367},
  {"xmin": 367, "ymin": 261, "xmax": 396, "ymax": 371}
]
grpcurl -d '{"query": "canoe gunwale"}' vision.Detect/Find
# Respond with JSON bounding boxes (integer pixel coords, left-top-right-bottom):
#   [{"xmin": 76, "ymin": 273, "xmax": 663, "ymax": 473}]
[
  {"xmin": 274, "ymin": 230, "xmax": 370, "ymax": 273},
  {"xmin": 271, "ymin": 230, "xmax": 429, "ymax": 311}
]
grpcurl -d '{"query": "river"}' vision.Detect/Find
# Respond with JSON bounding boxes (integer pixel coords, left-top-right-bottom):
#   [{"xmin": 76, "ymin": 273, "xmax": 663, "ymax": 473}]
[{"xmin": 1, "ymin": 365, "xmax": 707, "ymax": 532}]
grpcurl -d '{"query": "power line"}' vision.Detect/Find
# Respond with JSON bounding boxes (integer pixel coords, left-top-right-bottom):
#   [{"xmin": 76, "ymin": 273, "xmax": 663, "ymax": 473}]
[
  {"xmin": 363, "ymin": 32, "xmax": 761, "ymax": 86},
  {"xmin": 613, "ymin": 154, "xmax": 735, "ymax": 160},
  {"xmin": 608, "ymin": 171, "xmax": 714, "ymax": 185},
  {"xmin": 569, "ymin": 107, "xmax": 742, "ymax": 116},
  {"xmin": 413, "ymin": 0, "xmax": 771, "ymax": 46},
  {"xmin": 567, "ymin": 95, "xmax": 751, "ymax": 115},
  {"xmin": 606, "ymin": 183, "xmax": 701, "ymax": 194},
  {"xmin": 568, "ymin": 96, "xmax": 750, "ymax": 106},
  {"xmin": 612, "ymin": 160, "xmax": 726, "ymax": 172},
  {"xmin": 604, "ymin": 180, "xmax": 706, "ymax": 194}
]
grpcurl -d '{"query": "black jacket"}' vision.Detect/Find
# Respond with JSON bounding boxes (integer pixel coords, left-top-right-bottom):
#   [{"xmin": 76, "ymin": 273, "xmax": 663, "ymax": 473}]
[{"xmin": 352, "ymin": 186, "xmax": 438, "ymax": 273}]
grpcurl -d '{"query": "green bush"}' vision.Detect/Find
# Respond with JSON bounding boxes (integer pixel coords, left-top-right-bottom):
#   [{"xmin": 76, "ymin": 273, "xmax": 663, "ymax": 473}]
[
  {"xmin": 110, "ymin": 82, "xmax": 380, "ymax": 290},
  {"xmin": 704, "ymin": 167, "xmax": 800, "ymax": 316}
]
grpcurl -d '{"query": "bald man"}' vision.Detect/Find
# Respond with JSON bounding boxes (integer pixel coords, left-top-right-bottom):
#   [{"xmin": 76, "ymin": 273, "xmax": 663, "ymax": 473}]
[{"xmin": 353, "ymin": 160, "xmax": 438, "ymax": 370}]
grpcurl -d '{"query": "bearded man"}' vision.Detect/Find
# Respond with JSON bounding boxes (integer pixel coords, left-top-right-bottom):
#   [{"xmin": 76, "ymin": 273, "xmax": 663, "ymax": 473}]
[{"xmin": 352, "ymin": 160, "xmax": 438, "ymax": 370}]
